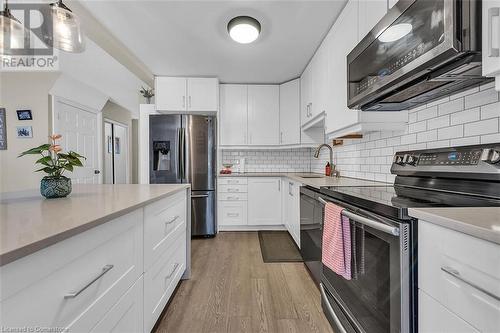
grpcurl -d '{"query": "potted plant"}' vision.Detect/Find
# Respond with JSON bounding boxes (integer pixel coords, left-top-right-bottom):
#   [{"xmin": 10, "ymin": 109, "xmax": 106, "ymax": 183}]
[
  {"xmin": 140, "ymin": 86, "xmax": 155, "ymax": 104},
  {"xmin": 18, "ymin": 134, "xmax": 86, "ymax": 199}
]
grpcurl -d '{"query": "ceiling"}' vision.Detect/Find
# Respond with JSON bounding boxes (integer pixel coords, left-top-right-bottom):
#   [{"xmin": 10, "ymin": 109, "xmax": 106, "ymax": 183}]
[{"xmin": 80, "ymin": 1, "xmax": 347, "ymax": 84}]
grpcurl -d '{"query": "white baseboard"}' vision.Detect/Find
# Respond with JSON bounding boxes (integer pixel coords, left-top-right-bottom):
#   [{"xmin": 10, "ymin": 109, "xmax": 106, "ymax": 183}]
[{"xmin": 218, "ymin": 225, "xmax": 286, "ymax": 232}]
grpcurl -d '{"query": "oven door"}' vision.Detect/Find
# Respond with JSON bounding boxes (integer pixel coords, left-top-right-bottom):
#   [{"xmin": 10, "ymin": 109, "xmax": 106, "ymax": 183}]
[{"xmin": 319, "ymin": 198, "xmax": 411, "ymax": 333}]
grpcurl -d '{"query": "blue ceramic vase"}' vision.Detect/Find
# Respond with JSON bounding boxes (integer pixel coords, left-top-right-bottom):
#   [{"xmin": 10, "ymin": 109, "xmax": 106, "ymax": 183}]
[{"xmin": 40, "ymin": 176, "xmax": 72, "ymax": 199}]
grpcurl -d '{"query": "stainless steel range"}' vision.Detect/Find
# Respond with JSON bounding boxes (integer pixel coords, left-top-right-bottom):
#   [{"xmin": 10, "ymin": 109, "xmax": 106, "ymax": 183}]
[{"xmin": 299, "ymin": 143, "xmax": 500, "ymax": 333}]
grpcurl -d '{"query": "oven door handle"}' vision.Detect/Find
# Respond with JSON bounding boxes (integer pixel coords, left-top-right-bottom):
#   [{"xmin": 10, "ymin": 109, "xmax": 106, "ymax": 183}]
[
  {"xmin": 318, "ymin": 197, "xmax": 400, "ymax": 236},
  {"xmin": 320, "ymin": 283, "xmax": 348, "ymax": 333}
]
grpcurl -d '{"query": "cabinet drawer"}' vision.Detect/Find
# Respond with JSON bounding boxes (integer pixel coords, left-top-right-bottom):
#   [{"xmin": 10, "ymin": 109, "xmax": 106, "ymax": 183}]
[
  {"xmin": 0, "ymin": 210, "xmax": 143, "ymax": 332},
  {"xmin": 218, "ymin": 177, "xmax": 248, "ymax": 185},
  {"xmin": 218, "ymin": 201, "xmax": 247, "ymax": 226},
  {"xmin": 144, "ymin": 233, "xmax": 186, "ymax": 332},
  {"xmin": 218, "ymin": 192, "xmax": 248, "ymax": 201},
  {"xmin": 218, "ymin": 184, "xmax": 248, "ymax": 193},
  {"xmin": 419, "ymin": 221, "xmax": 500, "ymax": 332},
  {"xmin": 91, "ymin": 276, "xmax": 143, "ymax": 333},
  {"xmin": 419, "ymin": 289, "xmax": 479, "ymax": 333},
  {"xmin": 144, "ymin": 190, "xmax": 187, "ymax": 270}
]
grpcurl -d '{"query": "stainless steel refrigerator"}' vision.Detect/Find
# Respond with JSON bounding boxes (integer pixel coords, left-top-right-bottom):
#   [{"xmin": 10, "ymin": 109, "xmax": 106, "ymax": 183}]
[{"xmin": 150, "ymin": 114, "xmax": 216, "ymax": 237}]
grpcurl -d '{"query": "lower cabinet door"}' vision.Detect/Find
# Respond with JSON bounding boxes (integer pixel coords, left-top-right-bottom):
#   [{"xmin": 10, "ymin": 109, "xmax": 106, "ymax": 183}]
[
  {"xmin": 144, "ymin": 234, "xmax": 186, "ymax": 332},
  {"xmin": 419, "ymin": 290, "xmax": 479, "ymax": 333},
  {"xmin": 248, "ymin": 178, "xmax": 282, "ymax": 225},
  {"xmin": 91, "ymin": 277, "xmax": 143, "ymax": 333}
]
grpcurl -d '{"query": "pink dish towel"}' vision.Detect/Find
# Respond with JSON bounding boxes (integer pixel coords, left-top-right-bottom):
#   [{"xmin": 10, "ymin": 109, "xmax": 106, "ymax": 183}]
[{"xmin": 322, "ymin": 202, "xmax": 352, "ymax": 280}]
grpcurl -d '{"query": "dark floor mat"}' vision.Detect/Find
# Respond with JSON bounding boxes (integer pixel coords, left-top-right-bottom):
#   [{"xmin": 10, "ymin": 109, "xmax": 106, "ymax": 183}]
[{"xmin": 258, "ymin": 231, "xmax": 303, "ymax": 263}]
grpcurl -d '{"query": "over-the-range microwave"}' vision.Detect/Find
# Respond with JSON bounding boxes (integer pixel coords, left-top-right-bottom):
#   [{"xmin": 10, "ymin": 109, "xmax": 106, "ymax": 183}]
[{"xmin": 347, "ymin": 0, "xmax": 493, "ymax": 111}]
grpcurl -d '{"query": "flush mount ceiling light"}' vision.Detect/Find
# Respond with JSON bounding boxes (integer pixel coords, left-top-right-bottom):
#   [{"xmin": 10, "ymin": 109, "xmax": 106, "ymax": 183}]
[
  {"xmin": 0, "ymin": 0, "xmax": 26, "ymax": 55},
  {"xmin": 378, "ymin": 23, "xmax": 412, "ymax": 43},
  {"xmin": 45, "ymin": 0, "xmax": 85, "ymax": 53},
  {"xmin": 227, "ymin": 16, "xmax": 261, "ymax": 44}
]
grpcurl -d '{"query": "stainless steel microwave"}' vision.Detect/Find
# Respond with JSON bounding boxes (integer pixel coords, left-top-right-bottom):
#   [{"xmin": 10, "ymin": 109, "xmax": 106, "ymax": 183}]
[{"xmin": 347, "ymin": 0, "xmax": 492, "ymax": 111}]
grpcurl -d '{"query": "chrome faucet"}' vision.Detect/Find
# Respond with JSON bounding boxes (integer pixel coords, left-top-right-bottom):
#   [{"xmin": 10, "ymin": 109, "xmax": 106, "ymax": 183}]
[{"xmin": 313, "ymin": 144, "xmax": 338, "ymax": 177}]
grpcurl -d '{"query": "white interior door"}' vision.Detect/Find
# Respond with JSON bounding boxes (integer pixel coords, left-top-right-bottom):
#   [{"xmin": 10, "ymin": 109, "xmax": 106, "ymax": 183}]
[
  {"xmin": 53, "ymin": 97, "xmax": 101, "ymax": 184},
  {"xmin": 112, "ymin": 123, "xmax": 128, "ymax": 184}
]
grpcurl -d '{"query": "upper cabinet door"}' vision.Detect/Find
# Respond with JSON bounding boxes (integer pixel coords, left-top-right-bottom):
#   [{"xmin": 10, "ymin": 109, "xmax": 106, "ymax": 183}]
[
  {"xmin": 326, "ymin": 0, "xmax": 360, "ymax": 134},
  {"xmin": 312, "ymin": 41, "xmax": 329, "ymax": 119},
  {"xmin": 300, "ymin": 63, "xmax": 313, "ymax": 125},
  {"xmin": 358, "ymin": 0, "xmax": 388, "ymax": 41},
  {"xmin": 247, "ymin": 85, "xmax": 280, "ymax": 145},
  {"xmin": 219, "ymin": 84, "xmax": 248, "ymax": 146},
  {"xmin": 279, "ymin": 79, "xmax": 301, "ymax": 145},
  {"xmin": 155, "ymin": 77, "xmax": 187, "ymax": 111},
  {"xmin": 482, "ymin": 0, "xmax": 500, "ymax": 77},
  {"xmin": 187, "ymin": 78, "xmax": 218, "ymax": 112}
]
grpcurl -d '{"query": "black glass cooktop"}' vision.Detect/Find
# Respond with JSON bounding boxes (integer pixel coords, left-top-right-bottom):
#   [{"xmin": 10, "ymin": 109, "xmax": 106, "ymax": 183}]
[{"xmin": 319, "ymin": 184, "xmax": 500, "ymax": 220}]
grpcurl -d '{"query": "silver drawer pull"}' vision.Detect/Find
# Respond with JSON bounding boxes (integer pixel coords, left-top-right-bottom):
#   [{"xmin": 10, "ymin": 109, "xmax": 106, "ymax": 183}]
[
  {"xmin": 226, "ymin": 196, "xmax": 238, "ymax": 200},
  {"xmin": 441, "ymin": 266, "xmax": 500, "ymax": 302},
  {"xmin": 227, "ymin": 180, "xmax": 239, "ymax": 184},
  {"xmin": 64, "ymin": 264, "xmax": 114, "ymax": 299},
  {"xmin": 227, "ymin": 213, "xmax": 239, "ymax": 217},
  {"xmin": 227, "ymin": 188, "xmax": 239, "ymax": 192},
  {"xmin": 166, "ymin": 215, "xmax": 180, "ymax": 225},
  {"xmin": 166, "ymin": 263, "xmax": 180, "ymax": 280}
]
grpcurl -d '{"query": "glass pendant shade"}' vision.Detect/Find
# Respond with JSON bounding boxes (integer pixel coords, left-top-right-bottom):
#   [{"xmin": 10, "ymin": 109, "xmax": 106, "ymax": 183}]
[
  {"xmin": 47, "ymin": 0, "xmax": 85, "ymax": 53},
  {"xmin": 0, "ymin": 7, "xmax": 25, "ymax": 55}
]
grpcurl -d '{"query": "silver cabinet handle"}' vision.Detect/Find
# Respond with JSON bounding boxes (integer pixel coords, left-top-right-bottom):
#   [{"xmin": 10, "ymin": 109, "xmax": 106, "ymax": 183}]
[
  {"xmin": 166, "ymin": 215, "xmax": 180, "ymax": 225},
  {"xmin": 488, "ymin": 7, "xmax": 500, "ymax": 57},
  {"xmin": 192, "ymin": 194, "xmax": 209, "ymax": 198},
  {"xmin": 227, "ymin": 188, "xmax": 239, "ymax": 192},
  {"xmin": 227, "ymin": 180, "xmax": 239, "ymax": 184},
  {"xmin": 166, "ymin": 263, "xmax": 180, "ymax": 280},
  {"xmin": 227, "ymin": 213, "xmax": 239, "ymax": 217},
  {"xmin": 188, "ymin": 96, "xmax": 192, "ymax": 108},
  {"xmin": 226, "ymin": 196, "xmax": 238, "ymax": 200},
  {"xmin": 64, "ymin": 265, "xmax": 114, "ymax": 299},
  {"xmin": 317, "ymin": 197, "xmax": 400, "ymax": 236},
  {"xmin": 319, "ymin": 283, "xmax": 347, "ymax": 333},
  {"xmin": 278, "ymin": 180, "xmax": 281, "ymax": 192},
  {"xmin": 182, "ymin": 96, "xmax": 186, "ymax": 108},
  {"xmin": 441, "ymin": 266, "xmax": 500, "ymax": 301}
]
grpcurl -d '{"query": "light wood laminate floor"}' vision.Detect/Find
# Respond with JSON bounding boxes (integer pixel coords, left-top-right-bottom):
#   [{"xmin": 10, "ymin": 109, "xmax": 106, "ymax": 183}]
[{"xmin": 154, "ymin": 232, "xmax": 334, "ymax": 333}]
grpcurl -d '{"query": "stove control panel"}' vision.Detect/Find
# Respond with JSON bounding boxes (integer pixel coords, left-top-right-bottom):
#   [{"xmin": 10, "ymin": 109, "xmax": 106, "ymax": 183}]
[{"xmin": 418, "ymin": 149, "xmax": 482, "ymax": 166}]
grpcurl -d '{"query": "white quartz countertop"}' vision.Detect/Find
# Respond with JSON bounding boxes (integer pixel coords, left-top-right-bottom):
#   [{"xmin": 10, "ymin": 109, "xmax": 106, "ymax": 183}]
[
  {"xmin": 409, "ymin": 207, "xmax": 500, "ymax": 245},
  {"xmin": 219, "ymin": 173, "xmax": 389, "ymax": 189},
  {"xmin": 0, "ymin": 184, "xmax": 190, "ymax": 266}
]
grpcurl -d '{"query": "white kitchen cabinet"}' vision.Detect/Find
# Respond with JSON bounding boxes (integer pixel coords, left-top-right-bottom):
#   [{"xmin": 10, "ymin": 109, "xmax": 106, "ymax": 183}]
[
  {"xmin": 418, "ymin": 220, "xmax": 500, "ymax": 332},
  {"xmin": 282, "ymin": 179, "xmax": 301, "ymax": 247},
  {"xmin": 312, "ymin": 41, "xmax": 329, "ymax": 120},
  {"xmin": 187, "ymin": 78, "xmax": 218, "ymax": 112},
  {"xmin": 358, "ymin": 0, "xmax": 388, "ymax": 40},
  {"xmin": 91, "ymin": 277, "xmax": 144, "ymax": 333},
  {"xmin": 483, "ymin": 0, "xmax": 500, "ymax": 91},
  {"xmin": 325, "ymin": 0, "xmax": 407, "ymax": 139},
  {"xmin": 248, "ymin": 85, "xmax": 280, "ymax": 145},
  {"xmin": 155, "ymin": 77, "xmax": 187, "ymax": 111},
  {"xmin": 155, "ymin": 76, "xmax": 218, "ymax": 112},
  {"xmin": 279, "ymin": 79, "xmax": 301, "ymax": 145},
  {"xmin": 219, "ymin": 84, "xmax": 248, "ymax": 145},
  {"xmin": 419, "ymin": 290, "xmax": 479, "ymax": 333},
  {"xmin": 248, "ymin": 177, "xmax": 282, "ymax": 226},
  {"xmin": 301, "ymin": 62, "xmax": 313, "ymax": 125}
]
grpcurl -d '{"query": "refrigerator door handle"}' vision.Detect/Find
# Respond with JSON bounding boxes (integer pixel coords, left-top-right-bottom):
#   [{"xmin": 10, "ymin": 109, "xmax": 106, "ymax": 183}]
[{"xmin": 180, "ymin": 127, "xmax": 186, "ymax": 181}]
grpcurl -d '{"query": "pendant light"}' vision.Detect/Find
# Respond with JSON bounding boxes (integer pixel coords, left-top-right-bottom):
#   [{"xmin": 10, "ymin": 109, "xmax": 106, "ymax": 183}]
[
  {"xmin": 227, "ymin": 16, "xmax": 261, "ymax": 44},
  {"xmin": 0, "ymin": 0, "xmax": 25, "ymax": 55},
  {"xmin": 45, "ymin": 0, "xmax": 85, "ymax": 53}
]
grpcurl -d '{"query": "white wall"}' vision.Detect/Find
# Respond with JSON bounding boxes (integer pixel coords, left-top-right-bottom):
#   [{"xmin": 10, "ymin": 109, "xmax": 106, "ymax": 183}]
[
  {"xmin": 313, "ymin": 82, "xmax": 500, "ymax": 182},
  {"xmin": 0, "ymin": 72, "xmax": 60, "ymax": 192}
]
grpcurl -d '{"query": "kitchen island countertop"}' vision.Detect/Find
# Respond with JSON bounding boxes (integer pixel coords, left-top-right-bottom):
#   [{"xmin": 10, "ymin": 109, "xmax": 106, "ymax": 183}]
[
  {"xmin": 0, "ymin": 184, "xmax": 190, "ymax": 266},
  {"xmin": 409, "ymin": 207, "xmax": 500, "ymax": 245}
]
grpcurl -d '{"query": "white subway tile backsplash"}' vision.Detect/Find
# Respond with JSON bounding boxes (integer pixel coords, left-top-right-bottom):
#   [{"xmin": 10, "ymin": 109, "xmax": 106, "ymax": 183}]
[
  {"xmin": 438, "ymin": 125, "xmax": 463, "ymax": 140},
  {"xmin": 464, "ymin": 118, "xmax": 499, "ymax": 136},
  {"xmin": 464, "ymin": 89, "xmax": 499, "ymax": 109},
  {"xmin": 450, "ymin": 108, "xmax": 480, "ymax": 125},
  {"xmin": 222, "ymin": 88, "xmax": 500, "ymax": 182}
]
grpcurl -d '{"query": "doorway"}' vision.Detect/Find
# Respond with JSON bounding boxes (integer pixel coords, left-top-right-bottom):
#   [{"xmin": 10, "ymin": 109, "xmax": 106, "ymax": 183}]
[{"xmin": 104, "ymin": 120, "xmax": 129, "ymax": 184}]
